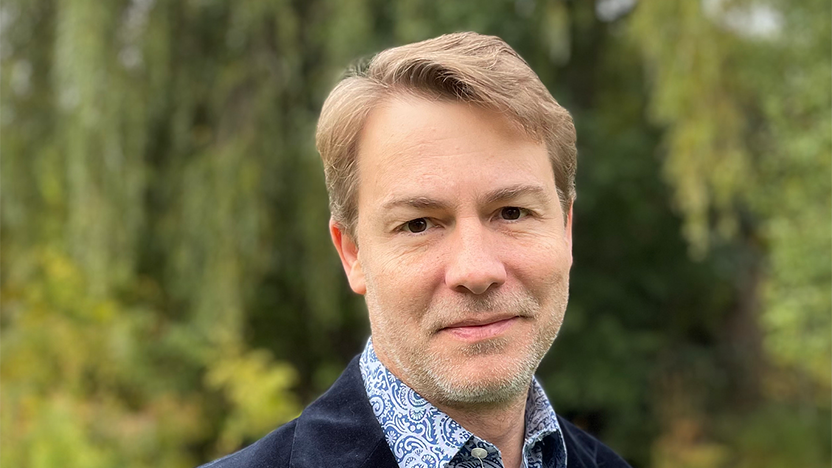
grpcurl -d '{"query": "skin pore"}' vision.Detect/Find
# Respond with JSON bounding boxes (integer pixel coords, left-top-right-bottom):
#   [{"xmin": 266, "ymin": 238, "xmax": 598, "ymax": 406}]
[{"xmin": 330, "ymin": 96, "xmax": 573, "ymax": 468}]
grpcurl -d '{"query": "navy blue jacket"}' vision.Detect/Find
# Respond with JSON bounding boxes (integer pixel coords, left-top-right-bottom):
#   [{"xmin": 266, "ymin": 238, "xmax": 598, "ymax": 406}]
[{"xmin": 200, "ymin": 356, "xmax": 632, "ymax": 468}]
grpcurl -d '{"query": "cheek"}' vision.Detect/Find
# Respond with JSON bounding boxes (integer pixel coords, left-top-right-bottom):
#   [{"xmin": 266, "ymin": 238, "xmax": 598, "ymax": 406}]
[
  {"xmin": 362, "ymin": 245, "xmax": 442, "ymax": 319},
  {"xmin": 507, "ymin": 236, "xmax": 571, "ymax": 289},
  {"xmin": 375, "ymin": 241, "xmax": 445, "ymax": 286}
]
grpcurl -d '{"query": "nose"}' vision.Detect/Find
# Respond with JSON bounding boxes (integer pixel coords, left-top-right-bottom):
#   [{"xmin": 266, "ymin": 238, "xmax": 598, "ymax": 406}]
[{"xmin": 444, "ymin": 218, "xmax": 507, "ymax": 294}]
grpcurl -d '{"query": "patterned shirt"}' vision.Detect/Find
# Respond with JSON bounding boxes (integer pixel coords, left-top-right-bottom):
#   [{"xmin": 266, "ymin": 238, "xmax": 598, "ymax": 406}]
[{"xmin": 359, "ymin": 339, "xmax": 568, "ymax": 468}]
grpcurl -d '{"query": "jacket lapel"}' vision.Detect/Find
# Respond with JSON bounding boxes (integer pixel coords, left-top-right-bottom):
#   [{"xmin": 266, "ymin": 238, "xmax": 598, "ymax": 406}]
[
  {"xmin": 288, "ymin": 355, "xmax": 627, "ymax": 468},
  {"xmin": 289, "ymin": 356, "xmax": 398, "ymax": 468}
]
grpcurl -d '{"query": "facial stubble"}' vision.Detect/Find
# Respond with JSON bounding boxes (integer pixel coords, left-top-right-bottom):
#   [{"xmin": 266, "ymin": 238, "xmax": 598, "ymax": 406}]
[{"xmin": 365, "ymin": 272, "xmax": 569, "ymax": 410}]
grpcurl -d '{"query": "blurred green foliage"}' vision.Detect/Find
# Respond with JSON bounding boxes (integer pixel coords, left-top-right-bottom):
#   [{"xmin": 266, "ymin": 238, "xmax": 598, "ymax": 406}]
[{"xmin": 1, "ymin": 0, "xmax": 829, "ymax": 467}]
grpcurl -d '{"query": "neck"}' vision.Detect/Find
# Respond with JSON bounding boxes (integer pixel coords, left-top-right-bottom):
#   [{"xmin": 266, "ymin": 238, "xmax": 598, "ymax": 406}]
[{"xmin": 436, "ymin": 395, "xmax": 528, "ymax": 468}]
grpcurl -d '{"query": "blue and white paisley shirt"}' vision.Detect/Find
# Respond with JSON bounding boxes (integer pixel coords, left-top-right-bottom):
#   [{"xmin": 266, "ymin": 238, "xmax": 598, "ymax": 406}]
[{"xmin": 359, "ymin": 340, "xmax": 568, "ymax": 468}]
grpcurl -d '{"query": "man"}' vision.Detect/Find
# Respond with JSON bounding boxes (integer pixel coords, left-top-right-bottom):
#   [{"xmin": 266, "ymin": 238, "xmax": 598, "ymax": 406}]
[{"xmin": 203, "ymin": 32, "xmax": 631, "ymax": 468}]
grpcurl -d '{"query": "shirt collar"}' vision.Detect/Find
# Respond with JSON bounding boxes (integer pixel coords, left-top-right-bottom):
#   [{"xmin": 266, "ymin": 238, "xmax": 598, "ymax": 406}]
[{"xmin": 359, "ymin": 339, "xmax": 567, "ymax": 468}]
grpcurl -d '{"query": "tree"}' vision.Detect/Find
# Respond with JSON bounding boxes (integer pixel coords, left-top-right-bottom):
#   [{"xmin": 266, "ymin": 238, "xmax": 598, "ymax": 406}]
[{"xmin": 2, "ymin": 1, "xmax": 828, "ymax": 466}]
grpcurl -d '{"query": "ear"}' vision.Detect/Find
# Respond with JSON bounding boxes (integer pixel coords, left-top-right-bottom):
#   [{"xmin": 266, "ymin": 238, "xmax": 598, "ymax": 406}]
[
  {"xmin": 565, "ymin": 203, "xmax": 574, "ymax": 266},
  {"xmin": 330, "ymin": 218, "xmax": 366, "ymax": 295}
]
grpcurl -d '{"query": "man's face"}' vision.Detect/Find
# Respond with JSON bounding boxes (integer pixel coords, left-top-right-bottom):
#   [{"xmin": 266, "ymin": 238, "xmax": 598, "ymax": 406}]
[{"xmin": 331, "ymin": 97, "xmax": 573, "ymax": 407}]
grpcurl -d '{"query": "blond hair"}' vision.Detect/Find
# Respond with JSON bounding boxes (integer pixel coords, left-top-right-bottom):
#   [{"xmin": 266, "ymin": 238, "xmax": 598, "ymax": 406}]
[{"xmin": 316, "ymin": 32, "xmax": 577, "ymax": 237}]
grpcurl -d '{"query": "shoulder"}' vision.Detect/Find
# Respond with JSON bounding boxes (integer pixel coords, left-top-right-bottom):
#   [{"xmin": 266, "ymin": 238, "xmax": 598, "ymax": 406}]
[
  {"xmin": 196, "ymin": 356, "xmax": 394, "ymax": 468},
  {"xmin": 556, "ymin": 415, "xmax": 633, "ymax": 468},
  {"xmin": 197, "ymin": 419, "xmax": 297, "ymax": 468}
]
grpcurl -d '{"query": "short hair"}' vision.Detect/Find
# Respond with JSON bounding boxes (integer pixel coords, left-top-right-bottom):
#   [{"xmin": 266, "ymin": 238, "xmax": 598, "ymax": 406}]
[{"xmin": 316, "ymin": 32, "xmax": 577, "ymax": 238}]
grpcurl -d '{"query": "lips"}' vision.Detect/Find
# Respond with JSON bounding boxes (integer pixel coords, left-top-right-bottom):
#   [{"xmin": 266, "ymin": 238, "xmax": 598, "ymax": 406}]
[{"xmin": 439, "ymin": 316, "xmax": 519, "ymax": 341}]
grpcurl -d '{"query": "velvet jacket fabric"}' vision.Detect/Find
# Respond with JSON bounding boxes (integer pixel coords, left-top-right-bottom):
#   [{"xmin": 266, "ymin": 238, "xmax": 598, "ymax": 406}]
[{"xmin": 200, "ymin": 356, "xmax": 632, "ymax": 468}]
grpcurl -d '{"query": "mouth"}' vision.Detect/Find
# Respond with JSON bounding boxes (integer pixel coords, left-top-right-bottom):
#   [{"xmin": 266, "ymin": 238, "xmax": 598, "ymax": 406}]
[{"xmin": 439, "ymin": 316, "xmax": 520, "ymax": 341}]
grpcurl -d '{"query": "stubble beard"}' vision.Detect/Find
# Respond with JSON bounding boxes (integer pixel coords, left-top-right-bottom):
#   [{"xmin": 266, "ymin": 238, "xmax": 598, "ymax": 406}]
[{"xmin": 366, "ymin": 275, "xmax": 569, "ymax": 409}]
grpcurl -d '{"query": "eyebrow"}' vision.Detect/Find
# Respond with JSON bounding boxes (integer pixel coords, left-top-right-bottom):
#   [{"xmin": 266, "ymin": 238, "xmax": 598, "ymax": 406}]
[
  {"xmin": 479, "ymin": 184, "xmax": 548, "ymax": 206},
  {"xmin": 381, "ymin": 196, "xmax": 452, "ymax": 211},
  {"xmin": 380, "ymin": 184, "xmax": 549, "ymax": 212}
]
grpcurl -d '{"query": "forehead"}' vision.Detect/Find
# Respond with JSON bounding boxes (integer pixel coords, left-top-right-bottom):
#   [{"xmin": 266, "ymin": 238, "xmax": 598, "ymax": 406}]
[
  {"xmin": 361, "ymin": 97, "xmax": 525, "ymax": 148},
  {"xmin": 353, "ymin": 97, "xmax": 556, "ymax": 217}
]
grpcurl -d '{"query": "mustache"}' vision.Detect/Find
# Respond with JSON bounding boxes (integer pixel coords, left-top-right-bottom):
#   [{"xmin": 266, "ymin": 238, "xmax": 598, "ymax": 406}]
[{"xmin": 425, "ymin": 289, "xmax": 540, "ymax": 331}]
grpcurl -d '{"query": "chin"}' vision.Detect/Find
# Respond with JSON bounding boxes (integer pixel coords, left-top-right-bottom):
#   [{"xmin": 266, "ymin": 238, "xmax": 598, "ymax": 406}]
[
  {"xmin": 410, "ymin": 349, "xmax": 542, "ymax": 408},
  {"xmin": 429, "ymin": 368, "xmax": 534, "ymax": 407}
]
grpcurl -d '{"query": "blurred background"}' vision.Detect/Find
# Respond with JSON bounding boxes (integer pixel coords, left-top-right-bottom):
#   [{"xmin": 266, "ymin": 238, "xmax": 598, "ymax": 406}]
[{"xmin": 1, "ymin": 0, "xmax": 830, "ymax": 466}]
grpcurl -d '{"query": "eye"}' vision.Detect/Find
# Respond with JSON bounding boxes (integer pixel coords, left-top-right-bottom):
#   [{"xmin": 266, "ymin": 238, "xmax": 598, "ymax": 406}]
[
  {"xmin": 403, "ymin": 218, "xmax": 431, "ymax": 233},
  {"xmin": 499, "ymin": 207, "xmax": 526, "ymax": 221}
]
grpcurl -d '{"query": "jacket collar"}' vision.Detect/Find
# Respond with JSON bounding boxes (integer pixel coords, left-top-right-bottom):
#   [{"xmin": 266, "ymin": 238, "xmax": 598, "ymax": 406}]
[
  {"xmin": 288, "ymin": 355, "xmax": 625, "ymax": 468},
  {"xmin": 289, "ymin": 356, "xmax": 398, "ymax": 468}
]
